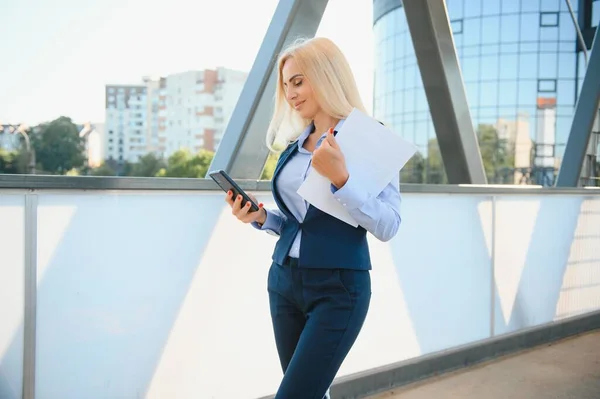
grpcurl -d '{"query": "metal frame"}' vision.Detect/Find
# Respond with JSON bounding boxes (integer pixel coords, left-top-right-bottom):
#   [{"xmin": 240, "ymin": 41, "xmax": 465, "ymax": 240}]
[
  {"xmin": 207, "ymin": 0, "xmax": 329, "ymax": 179},
  {"xmin": 556, "ymin": 25, "xmax": 600, "ymax": 187},
  {"xmin": 23, "ymin": 194, "xmax": 38, "ymax": 399},
  {"xmin": 1, "ymin": 174, "xmax": 599, "ymax": 195},
  {"xmin": 402, "ymin": 0, "xmax": 487, "ymax": 185},
  {"xmin": 490, "ymin": 196, "xmax": 496, "ymax": 337}
]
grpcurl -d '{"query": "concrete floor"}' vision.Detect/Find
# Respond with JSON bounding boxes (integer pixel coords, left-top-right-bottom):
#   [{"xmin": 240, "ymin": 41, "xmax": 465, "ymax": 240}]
[{"xmin": 368, "ymin": 330, "xmax": 600, "ymax": 399}]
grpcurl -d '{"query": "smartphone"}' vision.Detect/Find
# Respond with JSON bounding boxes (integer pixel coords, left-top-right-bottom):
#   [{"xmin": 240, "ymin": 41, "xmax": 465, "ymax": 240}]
[{"xmin": 208, "ymin": 169, "xmax": 260, "ymax": 212}]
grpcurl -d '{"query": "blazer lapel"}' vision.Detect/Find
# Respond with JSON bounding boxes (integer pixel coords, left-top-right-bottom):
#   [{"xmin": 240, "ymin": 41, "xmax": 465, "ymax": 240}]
[{"xmin": 271, "ymin": 142, "xmax": 298, "ymax": 218}]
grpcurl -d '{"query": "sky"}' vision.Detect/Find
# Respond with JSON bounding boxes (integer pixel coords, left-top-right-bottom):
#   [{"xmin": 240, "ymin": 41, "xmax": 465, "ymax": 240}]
[{"xmin": 0, "ymin": 0, "xmax": 374, "ymax": 126}]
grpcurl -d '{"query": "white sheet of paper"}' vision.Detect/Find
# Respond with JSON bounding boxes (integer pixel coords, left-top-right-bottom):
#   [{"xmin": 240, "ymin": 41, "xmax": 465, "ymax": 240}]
[{"xmin": 297, "ymin": 108, "xmax": 418, "ymax": 227}]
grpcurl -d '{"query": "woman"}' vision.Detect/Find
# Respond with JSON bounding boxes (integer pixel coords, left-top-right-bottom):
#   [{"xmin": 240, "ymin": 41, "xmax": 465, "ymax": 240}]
[{"xmin": 225, "ymin": 37, "xmax": 402, "ymax": 399}]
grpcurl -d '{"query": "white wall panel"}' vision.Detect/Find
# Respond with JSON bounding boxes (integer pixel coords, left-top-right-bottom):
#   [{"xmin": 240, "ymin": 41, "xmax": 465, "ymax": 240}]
[
  {"xmin": 493, "ymin": 195, "xmax": 586, "ymax": 335},
  {"xmin": 0, "ymin": 194, "xmax": 25, "ymax": 399},
  {"xmin": 35, "ymin": 192, "xmax": 233, "ymax": 399},
  {"xmin": 340, "ymin": 194, "xmax": 494, "ymax": 379},
  {"xmin": 555, "ymin": 196, "xmax": 600, "ymax": 320},
  {"xmin": 0, "ymin": 187, "xmax": 590, "ymax": 399}
]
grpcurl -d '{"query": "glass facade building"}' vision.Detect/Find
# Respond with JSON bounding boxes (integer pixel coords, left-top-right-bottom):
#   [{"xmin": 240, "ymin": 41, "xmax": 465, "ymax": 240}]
[{"xmin": 373, "ymin": 0, "xmax": 599, "ymax": 184}]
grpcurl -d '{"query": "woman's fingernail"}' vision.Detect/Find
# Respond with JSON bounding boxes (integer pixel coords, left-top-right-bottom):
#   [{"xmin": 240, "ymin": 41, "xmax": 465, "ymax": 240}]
[{"xmin": 259, "ymin": 203, "xmax": 264, "ymax": 208}]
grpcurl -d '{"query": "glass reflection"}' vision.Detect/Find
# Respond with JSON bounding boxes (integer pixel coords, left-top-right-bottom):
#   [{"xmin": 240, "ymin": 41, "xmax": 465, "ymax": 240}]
[{"xmin": 373, "ymin": 0, "xmax": 590, "ymax": 185}]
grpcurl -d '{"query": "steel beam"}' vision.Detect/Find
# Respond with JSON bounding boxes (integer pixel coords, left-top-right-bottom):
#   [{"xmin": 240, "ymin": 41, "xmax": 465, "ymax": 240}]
[
  {"xmin": 556, "ymin": 26, "xmax": 600, "ymax": 187},
  {"xmin": 208, "ymin": 0, "xmax": 329, "ymax": 179},
  {"xmin": 402, "ymin": 0, "xmax": 487, "ymax": 184}
]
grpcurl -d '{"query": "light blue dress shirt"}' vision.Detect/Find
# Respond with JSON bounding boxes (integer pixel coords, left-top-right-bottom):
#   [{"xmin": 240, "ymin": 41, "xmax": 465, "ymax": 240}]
[{"xmin": 256, "ymin": 119, "xmax": 402, "ymax": 258}]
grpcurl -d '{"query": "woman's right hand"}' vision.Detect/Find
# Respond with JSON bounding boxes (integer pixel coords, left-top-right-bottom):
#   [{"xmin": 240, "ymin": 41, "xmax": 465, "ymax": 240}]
[{"xmin": 225, "ymin": 191, "xmax": 267, "ymax": 225}]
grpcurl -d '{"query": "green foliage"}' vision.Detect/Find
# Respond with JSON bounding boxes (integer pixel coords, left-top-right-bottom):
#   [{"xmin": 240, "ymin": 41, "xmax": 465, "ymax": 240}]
[
  {"xmin": 156, "ymin": 149, "xmax": 214, "ymax": 178},
  {"xmin": 90, "ymin": 160, "xmax": 118, "ymax": 176},
  {"xmin": 425, "ymin": 138, "xmax": 448, "ymax": 184},
  {"xmin": 130, "ymin": 153, "xmax": 166, "ymax": 177},
  {"xmin": 31, "ymin": 116, "xmax": 86, "ymax": 174},
  {"xmin": 260, "ymin": 152, "xmax": 279, "ymax": 180},
  {"xmin": 400, "ymin": 151, "xmax": 425, "ymax": 183},
  {"xmin": 476, "ymin": 123, "xmax": 515, "ymax": 184},
  {"xmin": 0, "ymin": 149, "xmax": 19, "ymax": 174}
]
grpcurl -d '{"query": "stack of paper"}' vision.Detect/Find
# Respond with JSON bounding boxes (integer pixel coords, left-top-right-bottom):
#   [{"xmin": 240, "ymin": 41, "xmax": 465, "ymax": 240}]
[{"xmin": 297, "ymin": 108, "xmax": 417, "ymax": 227}]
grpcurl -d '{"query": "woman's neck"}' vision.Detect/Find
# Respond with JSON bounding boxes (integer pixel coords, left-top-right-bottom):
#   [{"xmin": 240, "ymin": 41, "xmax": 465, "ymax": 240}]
[{"xmin": 312, "ymin": 112, "xmax": 339, "ymax": 136}]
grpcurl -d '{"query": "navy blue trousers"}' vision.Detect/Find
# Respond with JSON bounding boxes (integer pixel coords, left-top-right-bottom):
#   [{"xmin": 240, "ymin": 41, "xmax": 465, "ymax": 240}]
[{"xmin": 267, "ymin": 258, "xmax": 371, "ymax": 399}]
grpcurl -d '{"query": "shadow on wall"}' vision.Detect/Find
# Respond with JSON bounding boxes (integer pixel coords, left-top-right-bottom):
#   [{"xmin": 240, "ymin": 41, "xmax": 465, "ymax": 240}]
[
  {"xmin": 388, "ymin": 194, "xmax": 589, "ymax": 356},
  {"xmin": 390, "ymin": 195, "xmax": 493, "ymax": 355},
  {"xmin": 0, "ymin": 193, "xmax": 224, "ymax": 399},
  {"xmin": 496, "ymin": 196, "xmax": 583, "ymax": 335},
  {"xmin": 0, "ymin": 360, "xmax": 19, "ymax": 399}
]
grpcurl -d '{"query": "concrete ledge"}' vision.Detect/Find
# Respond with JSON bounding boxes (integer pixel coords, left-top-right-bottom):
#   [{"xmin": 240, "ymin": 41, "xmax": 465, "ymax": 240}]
[{"xmin": 330, "ymin": 310, "xmax": 600, "ymax": 399}]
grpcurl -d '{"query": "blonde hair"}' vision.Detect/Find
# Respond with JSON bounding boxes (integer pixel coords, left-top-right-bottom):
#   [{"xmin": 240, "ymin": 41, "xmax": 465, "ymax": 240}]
[{"xmin": 266, "ymin": 37, "xmax": 367, "ymax": 151}]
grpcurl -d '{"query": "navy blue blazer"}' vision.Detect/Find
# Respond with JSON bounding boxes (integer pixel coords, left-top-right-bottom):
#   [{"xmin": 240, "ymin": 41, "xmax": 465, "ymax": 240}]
[{"xmin": 269, "ymin": 142, "xmax": 372, "ymax": 270}]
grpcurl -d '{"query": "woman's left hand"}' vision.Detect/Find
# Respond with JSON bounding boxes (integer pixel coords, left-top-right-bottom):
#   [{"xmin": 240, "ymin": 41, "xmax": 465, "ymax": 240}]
[{"xmin": 312, "ymin": 128, "xmax": 349, "ymax": 189}]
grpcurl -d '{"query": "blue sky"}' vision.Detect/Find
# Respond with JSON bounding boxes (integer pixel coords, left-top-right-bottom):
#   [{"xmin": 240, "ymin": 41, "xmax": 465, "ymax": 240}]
[{"xmin": 0, "ymin": 0, "xmax": 374, "ymax": 125}]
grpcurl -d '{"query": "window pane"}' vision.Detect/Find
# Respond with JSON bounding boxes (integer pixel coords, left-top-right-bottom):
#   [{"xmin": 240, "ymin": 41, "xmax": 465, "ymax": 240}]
[
  {"xmin": 555, "ymin": 116, "xmax": 572, "ymax": 146},
  {"xmin": 540, "ymin": 12, "xmax": 559, "ymax": 26},
  {"xmin": 558, "ymin": 12, "xmax": 575, "ymax": 41},
  {"xmin": 518, "ymin": 80, "xmax": 537, "ymax": 105},
  {"xmin": 501, "ymin": 0, "xmax": 520, "ymax": 14},
  {"xmin": 521, "ymin": 13, "xmax": 540, "ymax": 41},
  {"xmin": 464, "ymin": 0, "xmax": 482, "ymax": 17},
  {"xmin": 541, "ymin": 0, "xmax": 560, "ymax": 12},
  {"xmin": 415, "ymin": 89, "xmax": 428, "ymax": 112},
  {"xmin": 463, "ymin": 18, "xmax": 482, "ymax": 45},
  {"xmin": 481, "ymin": 16, "xmax": 500, "ymax": 43},
  {"xmin": 558, "ymin": 52, "xmax": 576, "ymax": 78},
  {"xmin": 466, "ymin": 82, "xmax": 480, "ymax": 105},
  {"xmin": 539, "ymin": 53, "xmax": 558, "ymax": 78},
  {"xmin": 480, "ymin": 82, "xmax": 498, "ymax": 107},
  {"xmin": 404, "ymin": 90, "xmax": 415, "ymax": 113},
  {"xmin": 538, "ymin": 79, "xmax": 557, "ymax": 92},
  {"xmin": 540, "ymin": 26, "xmax": 559, "ymax": 41},
  {"xmin": 483, "ymin": 0, "xmax": 500, "ymax": 15},
  {"xmin": 481, "ymin": 55, "xmax": 500, "ymax": 80},
  {"xmin": 446, "ymin": 0, "xmax": 464, "ymax": 19},
  {"xmin": 500, "ymin": 54, "xmax": 519, "ymax": 80},
  {"xmin": 500, "ymin": 14, "xmax": 520, "ymax": 43},
  {"xmin": 461, "ymin": 58, "xmax": 481, "ymax": 82},
  {"xmin": 556, "ymin": 80, "xmax": 575, "ymax": 106},
  {"xmin": 519, "ymin": 53, "xmax": 538, "ymax": 79},
  {"xmin": 499, "ymin": 82, "xmax": 518, "ymax": 106},
  {"xmin": 522, "ymin": 3, "xmax": 540, "ymax": 13},
  {"xmin": 451, "ymin": 19, "xmax": 463, "ymax": 34}
]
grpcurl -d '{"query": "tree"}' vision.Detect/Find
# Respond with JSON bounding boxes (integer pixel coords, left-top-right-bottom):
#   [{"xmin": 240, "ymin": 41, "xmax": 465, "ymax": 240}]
[
  {"xmin": 425, "ymin": 138, "xmax": 448, "ymax": 184},
  {"xmin": 130, "ymin": 153, "xmax": 166, "ymax": 177},
  {"xmin": 31, "ymin": 117, "xmax": 85, "ymax": 174},
  {"xmin": 90, "ymin": 160, "xmax": 118, "ymax": 176},
  {"xmin": 476, "ymin": 124, "xmax": 514, "ymax": 184},
  {"xmin": 0, "ymin": 150, "xmax": 19, "ymax": 174},
  {"xmin": 401, "ymin": 151, "xmax": 425, "ymax": 183},
  {"xmin": 156, "ymin": 149, "xmax": 214, "ymax": 178}
]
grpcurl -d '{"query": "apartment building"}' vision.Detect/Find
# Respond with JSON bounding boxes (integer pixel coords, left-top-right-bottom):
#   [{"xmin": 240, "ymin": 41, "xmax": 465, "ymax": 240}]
[
  {"xmin": 104, "ymin": 67, "xmax": 247, "ymax": 163},
  {"xmin": 104, "ymin": 85, "xmax": 148, "ymax": 163}
]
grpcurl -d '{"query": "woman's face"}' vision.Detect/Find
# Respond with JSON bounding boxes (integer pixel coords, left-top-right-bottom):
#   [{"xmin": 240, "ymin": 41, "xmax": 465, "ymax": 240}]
[{"xmin": 281, "ymin": 57, "xmax": 320, "ymax": 120}]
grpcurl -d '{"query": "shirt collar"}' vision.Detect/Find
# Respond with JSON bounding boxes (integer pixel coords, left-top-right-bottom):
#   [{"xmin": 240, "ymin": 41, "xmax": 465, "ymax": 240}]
[{"xmin": 297, "ymin": 119, "xmax": 346, "ymax": 151}]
